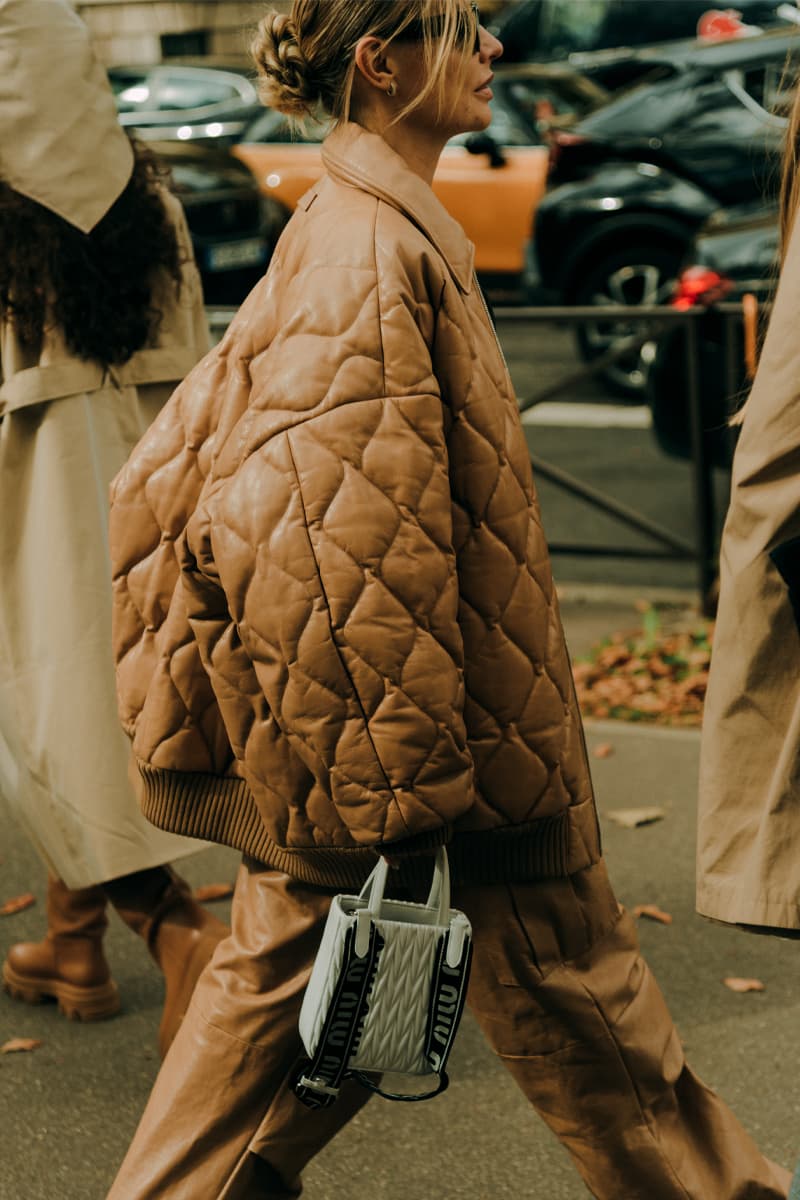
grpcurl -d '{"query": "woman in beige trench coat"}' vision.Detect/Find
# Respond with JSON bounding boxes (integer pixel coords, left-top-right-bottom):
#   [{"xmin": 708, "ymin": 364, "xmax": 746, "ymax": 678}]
[
  {"xmin": 697, "ymin": 80, "xmax": 800, "ymax": 935},
  {"xmin": 0, "ymin": 0, "xmax": 226, "ymax": 1053}
]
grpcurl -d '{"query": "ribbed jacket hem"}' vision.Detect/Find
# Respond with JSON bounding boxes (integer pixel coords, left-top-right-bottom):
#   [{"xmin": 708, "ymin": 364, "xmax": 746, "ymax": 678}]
[{"xmin": 138, "ymin": 762, "xmax": 600, "ymax": 890}]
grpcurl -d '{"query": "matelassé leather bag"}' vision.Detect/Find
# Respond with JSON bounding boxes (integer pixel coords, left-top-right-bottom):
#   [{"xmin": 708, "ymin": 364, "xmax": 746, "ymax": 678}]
[{"xmin": 293, "ymin": 847, "xmax": 472, "ymax": 1109}]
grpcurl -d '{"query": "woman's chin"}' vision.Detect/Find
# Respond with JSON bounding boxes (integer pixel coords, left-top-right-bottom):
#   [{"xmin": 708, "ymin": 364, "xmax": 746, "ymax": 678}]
[{"xmin": 465, "ymin": 106, "xmax": 493, "ymax": 134}]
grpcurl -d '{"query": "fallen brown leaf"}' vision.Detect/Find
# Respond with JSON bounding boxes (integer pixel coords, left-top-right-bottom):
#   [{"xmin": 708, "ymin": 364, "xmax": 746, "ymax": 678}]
[
  {"xmin": 1, "ymin": 1037, "xmax": 42, "ymax": 1054},
  {"xmin": 605, "ymin": 806, "xmax": 666, "ymax": 829},
  {"xmin": 723, "ymin": 977, "xmax": 765, "ymax": 993},
  {"xmin": 1, "ymin": 892, "xmax": 36, "ymax": 916},
  {"xmin": 593, "ymin": 742, "xmax": 615, "ymax": 759},
  {"xmin": 633, "ymin": 903, "xmax": 673, "ymax": 925},
  {"xmin": 571, "ymin": 616, "xmax": 714, "ymax": 728},
  {"xmin": 194, "ymin": 882, "xmax": 234, "ymax": 903},
  {"xmin": 596, "ymin": 645, "xmax": 632, "ymax": 670}
]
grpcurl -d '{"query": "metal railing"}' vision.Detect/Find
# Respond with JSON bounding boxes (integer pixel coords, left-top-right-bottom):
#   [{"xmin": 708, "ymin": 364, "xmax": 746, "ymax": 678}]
[{"xmin": 493, "ymin": 301, "xmax": 756, "ymax": 611}]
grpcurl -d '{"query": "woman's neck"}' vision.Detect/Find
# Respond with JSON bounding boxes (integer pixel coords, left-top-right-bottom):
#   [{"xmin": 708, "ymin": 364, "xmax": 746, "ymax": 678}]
[{"xmin": 354, "ymin": 113, "xmax": 447, "ymax": 186}]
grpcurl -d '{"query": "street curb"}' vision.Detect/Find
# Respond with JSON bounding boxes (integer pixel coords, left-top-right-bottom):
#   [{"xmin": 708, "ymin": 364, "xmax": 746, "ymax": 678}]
[
  {"xmin": 557, "ymin": 581, "xmax": 699, "ymax": 609},
  {"xmin": 584, "ymin": 717, "xmax": 701, "ymax": 742}
]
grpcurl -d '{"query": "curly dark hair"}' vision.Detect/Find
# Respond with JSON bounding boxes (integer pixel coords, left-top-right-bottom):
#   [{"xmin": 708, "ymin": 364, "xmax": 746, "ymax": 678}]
[{"xmin": 0, "ymin": 140, "xmax": 183, "ymax": 367}]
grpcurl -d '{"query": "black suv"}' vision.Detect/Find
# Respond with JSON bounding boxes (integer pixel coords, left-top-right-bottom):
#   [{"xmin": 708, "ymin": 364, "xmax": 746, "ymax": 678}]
[
  {"xmin": 491, "ymin": 0, "xmax": 790, "ymax": 64},
  {"xmin": 526, "ymin": 27, "xmax": 800, "ymax": 395}
]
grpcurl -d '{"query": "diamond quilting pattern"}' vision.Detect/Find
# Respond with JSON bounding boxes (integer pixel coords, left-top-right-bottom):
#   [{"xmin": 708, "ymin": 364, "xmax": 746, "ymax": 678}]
[
  {"xmin": 353, "ymin": 920, "xmax": 439, "ymax": 1075},
  {"xmin": 110, "ymin": 144, "xmax": 595, "ymax": 866}
]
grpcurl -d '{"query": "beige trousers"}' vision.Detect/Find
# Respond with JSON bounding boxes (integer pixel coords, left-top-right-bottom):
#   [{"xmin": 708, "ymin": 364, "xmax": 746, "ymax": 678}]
[{"xmin": 108, "ymin": 856, "xmax": 788, "ymax": 1200}]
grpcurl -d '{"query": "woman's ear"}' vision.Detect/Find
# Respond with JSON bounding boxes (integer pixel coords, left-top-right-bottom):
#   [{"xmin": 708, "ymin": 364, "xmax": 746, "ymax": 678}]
[{"xmin": 354, "ymin": 34, "xmax": 397, "ymax": 95}]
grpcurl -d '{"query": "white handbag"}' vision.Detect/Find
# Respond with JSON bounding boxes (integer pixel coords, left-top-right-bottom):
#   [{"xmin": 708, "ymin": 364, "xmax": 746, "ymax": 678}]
[{"xmin": 293, "ymin": 847, "xmax": 472, "ymax": 1108}]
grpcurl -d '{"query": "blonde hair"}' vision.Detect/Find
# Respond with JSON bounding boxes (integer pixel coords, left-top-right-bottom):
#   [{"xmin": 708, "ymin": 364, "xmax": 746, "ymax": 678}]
[
  {"xmin": 251, "ymin": 1, "xmax": 476, "ymax": 127},
  {"xmin": 780, "ymin": 75, "xmax": 800, "ymax": 261}
]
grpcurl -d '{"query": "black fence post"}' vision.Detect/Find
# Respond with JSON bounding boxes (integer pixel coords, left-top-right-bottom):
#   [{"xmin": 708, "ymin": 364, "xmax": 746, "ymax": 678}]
[{"xmin": 683, "ymin": 313, "xmax": 717, "ymax": 612}]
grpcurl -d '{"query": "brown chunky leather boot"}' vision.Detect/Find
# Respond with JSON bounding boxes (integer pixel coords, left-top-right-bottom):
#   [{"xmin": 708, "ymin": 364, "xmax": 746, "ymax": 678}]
[
  {"xmin": 103, "ymin": 865, "xmax": 228, "ymax": 1058},
  {"xmin": 2, "ymin": 875, "xmax": 121, "ymax": 1020}
]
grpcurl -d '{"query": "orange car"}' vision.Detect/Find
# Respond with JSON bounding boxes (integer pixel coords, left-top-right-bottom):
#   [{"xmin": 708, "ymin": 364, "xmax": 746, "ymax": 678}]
[{"xmin": 233, "ymin": 65, "xmax": 605, "ymax": 286}]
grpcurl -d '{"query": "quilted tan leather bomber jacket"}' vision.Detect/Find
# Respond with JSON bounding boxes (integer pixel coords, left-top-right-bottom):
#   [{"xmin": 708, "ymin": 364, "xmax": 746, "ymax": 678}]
[{"xmin": 110, "ymin": 122, "xmax": 601, "ymax": 889}]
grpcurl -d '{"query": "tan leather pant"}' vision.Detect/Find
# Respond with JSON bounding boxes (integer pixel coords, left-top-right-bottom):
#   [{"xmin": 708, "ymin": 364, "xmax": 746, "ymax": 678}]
[{"xmin": 107, "ymin": 857, "xmax": 788, "ymax": 1200}]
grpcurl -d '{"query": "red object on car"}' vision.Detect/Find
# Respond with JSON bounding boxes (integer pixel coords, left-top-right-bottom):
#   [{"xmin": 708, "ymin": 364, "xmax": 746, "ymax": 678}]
[
  {"xmin": 672, "ymin": 265, "xmax": 734, "ymax": 309},
  {"xmin": 546, "ymin": 129, "xmax": 588, "ymax": 175},
  {"xmin": 697, "ymin": 8, "xmax": 756, "ymax": 39}
]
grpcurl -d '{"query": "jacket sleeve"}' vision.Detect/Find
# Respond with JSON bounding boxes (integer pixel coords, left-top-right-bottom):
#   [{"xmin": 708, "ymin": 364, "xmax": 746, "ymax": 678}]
[{"xmin": 183, "ymin": 240, "xmax": 476, "ymax": 854}]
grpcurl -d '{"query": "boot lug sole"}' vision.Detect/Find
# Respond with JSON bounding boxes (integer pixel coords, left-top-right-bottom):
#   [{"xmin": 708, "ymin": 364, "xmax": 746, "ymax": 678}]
[{"xmin": 2, "ymin": 961, "xmax": 121, "ymax": 1021}]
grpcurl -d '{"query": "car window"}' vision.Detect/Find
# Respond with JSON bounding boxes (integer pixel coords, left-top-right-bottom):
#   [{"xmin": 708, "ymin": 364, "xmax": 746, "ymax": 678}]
[
  {"xmin": 535, "ymin": 0, "xmax": 723, "ymax": 57},
  {"xmin": 537, "ymin": 0, "xmax": 611, "ymax": 57},
  {"xmin": 109, "ymin": 68, "xmax": 248, "ymax": 115},
  {"xmin": 154, "ymin": 74, "xmax": 243, "ymax": 112}
]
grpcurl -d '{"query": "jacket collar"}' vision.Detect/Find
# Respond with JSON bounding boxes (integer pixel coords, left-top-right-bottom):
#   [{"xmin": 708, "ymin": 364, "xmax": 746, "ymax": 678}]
[{"xmin": 321, "ymin": 121, "xmax": 474, "ymax": 293}]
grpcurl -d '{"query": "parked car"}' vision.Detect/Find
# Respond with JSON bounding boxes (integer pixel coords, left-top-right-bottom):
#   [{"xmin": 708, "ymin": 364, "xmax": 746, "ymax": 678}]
[
  {"xmin": 645, "ymin": 201, "xmax": 778, "ymax": 465},
  {"xmin": 526, "ymin": 27, "xmax": 800, "ymax": 395},
  {"xmin": 153, "ymin": 140, "xmax": 284, "ymax": 304},
  {"xmin": 490, "ymin": 0, "xmax": 793, "ymax": 65},
  {"xmin": 109, "ymin": 61, "xmax": 261, "ymax": 143},
  {"xmin": 232, "ymin": 64, "xmax": 608, "ymax": 291}
]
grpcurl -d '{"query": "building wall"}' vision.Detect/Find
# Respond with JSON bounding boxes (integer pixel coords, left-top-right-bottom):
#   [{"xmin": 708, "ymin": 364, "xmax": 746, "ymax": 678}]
[
  {"xmin": 75, "ymin": 1, "xmax": 508, "ymax": 65},
  {"xmin": 74, "ymin": 1, "xmax": 290, "ymax": 65}
]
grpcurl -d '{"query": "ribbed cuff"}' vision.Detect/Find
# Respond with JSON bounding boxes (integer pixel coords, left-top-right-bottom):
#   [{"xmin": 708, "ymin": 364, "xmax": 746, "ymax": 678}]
[{"xmin": 136, "ymin": 761, "xmax": 600, "ymax": 891}]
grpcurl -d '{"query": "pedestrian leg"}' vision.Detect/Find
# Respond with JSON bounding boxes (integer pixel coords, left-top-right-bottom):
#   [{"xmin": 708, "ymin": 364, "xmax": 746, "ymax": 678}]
[
  {"xmin": 459, "ymin": 859, "xmax": 788, "ymax": 1200},
  {"xmin": 107, "ymin": 857, "xmax": 372, "ymax": 1200},
  {"xmin": 103, "ymin": 864, "xmax": 228, "ymax": 1056}
]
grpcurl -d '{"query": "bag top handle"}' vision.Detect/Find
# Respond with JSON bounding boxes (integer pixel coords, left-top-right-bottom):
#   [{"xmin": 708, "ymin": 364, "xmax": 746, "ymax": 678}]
[{"xmin": 358, "ymin": 847, "xmax": 451, "ymax": 927}]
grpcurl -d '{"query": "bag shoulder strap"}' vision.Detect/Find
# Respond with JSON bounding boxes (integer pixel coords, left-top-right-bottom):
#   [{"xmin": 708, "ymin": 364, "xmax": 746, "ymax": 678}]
[{"xmin": 293, "ymin": 919, "xmax": 384, "ymax": 1110}]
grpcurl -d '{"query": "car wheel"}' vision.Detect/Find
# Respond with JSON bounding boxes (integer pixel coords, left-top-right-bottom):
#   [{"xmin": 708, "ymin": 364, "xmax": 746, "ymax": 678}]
[{"xmin": 572, "ymin": 244, "xmax": 683, "ymax": 400}]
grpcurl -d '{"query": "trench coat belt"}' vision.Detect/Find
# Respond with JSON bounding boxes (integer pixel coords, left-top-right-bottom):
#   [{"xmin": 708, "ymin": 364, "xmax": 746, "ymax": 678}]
[{"xmin": 0, "ymin": 346, "xmax": 197, "ymax": 416}]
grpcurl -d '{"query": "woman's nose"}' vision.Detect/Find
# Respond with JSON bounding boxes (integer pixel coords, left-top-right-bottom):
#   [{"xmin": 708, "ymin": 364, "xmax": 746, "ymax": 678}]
[{"xmin": 479, "ymin": 25, "xmax": 503, "ymax": 63}]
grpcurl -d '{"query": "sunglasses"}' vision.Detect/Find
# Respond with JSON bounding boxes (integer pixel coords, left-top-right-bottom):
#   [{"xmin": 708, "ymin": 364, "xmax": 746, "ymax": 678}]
[{"xmin": 395, "ymin": 3, "xmax": 482, "ymax": 55}]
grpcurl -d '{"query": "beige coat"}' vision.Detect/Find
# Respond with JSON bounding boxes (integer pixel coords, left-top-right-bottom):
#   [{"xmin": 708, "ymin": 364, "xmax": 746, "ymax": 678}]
[
  {"xmin": 0, "ymin": 0, "xmax": 133, "ymax": 233},
  {"xmin": 110, "ymin": 123, "xmax": 600, "ymax": 891},
  {"xmin": 0, "ymin": 192, "xmax": 210, "ymax": 888},
  {"xmin": 697, "ymin": 217, "xmax": 800, "ymax": 930}
]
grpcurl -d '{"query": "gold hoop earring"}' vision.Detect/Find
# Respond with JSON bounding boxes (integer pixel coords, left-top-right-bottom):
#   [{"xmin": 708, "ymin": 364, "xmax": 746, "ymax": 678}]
[{"xmin": 386, "ymin": 80, "xmax": 397, "ymax": 96}]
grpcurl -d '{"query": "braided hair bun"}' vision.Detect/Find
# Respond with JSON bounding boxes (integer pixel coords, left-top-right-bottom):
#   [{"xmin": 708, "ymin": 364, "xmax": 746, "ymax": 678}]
[{"xmin": 250, "ymin": 12, "xmax": 319, "ymax": 118}]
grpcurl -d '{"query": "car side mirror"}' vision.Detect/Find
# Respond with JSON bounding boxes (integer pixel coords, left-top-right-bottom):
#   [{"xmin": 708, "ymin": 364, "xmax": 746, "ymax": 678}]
[{"xmin": 465, "ymin": 131, "xmax": 506, "ymax": 168}]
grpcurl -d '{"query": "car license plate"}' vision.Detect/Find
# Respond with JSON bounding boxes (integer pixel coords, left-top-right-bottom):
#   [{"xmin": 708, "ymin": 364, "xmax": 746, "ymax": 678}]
[{"xmin": 206, "ymin": 238, "xmax": 268, "ymax": 271}]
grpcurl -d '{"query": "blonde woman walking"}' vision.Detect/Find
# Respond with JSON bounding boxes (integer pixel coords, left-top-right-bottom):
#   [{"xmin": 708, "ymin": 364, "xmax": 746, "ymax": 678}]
[{"xmin": 107, "ymin": 3, "xmax": 789, "ymax": 1196}]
